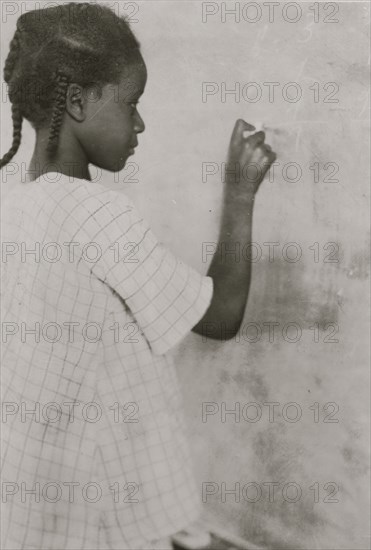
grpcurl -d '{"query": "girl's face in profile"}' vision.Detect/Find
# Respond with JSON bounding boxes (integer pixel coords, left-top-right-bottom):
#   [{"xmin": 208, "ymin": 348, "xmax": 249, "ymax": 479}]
[{"xmin": 80, "ymin": 58, "xmax": 147, "ymax": 172}]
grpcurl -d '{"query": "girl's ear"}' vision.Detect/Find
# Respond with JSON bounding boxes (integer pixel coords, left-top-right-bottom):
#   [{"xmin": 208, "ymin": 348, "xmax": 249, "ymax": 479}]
[{"xmin": 65, "ymin": 84, "xmax": 87, "ymax": 122}]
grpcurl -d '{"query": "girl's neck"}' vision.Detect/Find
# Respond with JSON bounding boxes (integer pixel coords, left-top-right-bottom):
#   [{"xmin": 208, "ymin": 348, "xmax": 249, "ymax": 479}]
[{"xmin": 28, "ymin": 128, "xmax": 91, "ymax": 181}]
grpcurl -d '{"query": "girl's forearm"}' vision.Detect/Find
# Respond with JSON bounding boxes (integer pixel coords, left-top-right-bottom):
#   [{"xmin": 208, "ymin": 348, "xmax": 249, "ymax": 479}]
[
  {"xmin": 192, "ymin": 188, "xmax": 255, "ymax": 340},
  {"xmin": 191, "ymin": 119, "xmax": 276, "ymax": 341}
]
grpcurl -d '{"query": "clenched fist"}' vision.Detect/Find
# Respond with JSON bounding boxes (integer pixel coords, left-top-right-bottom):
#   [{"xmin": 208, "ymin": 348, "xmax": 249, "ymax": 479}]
[{"xmin": 226, "ymin": 119, "xmax": 277, "ymax": 195}]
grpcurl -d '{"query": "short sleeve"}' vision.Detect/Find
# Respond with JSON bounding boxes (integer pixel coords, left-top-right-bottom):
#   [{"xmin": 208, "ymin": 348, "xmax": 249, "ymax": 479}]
[{"xmin": 72, "ymin": 187, "xmax": 213, "ymax": 355}]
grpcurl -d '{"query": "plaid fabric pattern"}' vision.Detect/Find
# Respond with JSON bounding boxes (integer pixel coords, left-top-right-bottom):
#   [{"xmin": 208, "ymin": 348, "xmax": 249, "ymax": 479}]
[{"xmin": 1, "ymin": 173, "xmax": 213, "ymax": 549}]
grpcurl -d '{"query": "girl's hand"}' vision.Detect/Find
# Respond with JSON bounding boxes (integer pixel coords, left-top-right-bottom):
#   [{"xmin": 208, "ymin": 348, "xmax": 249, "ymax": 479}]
[{"xmin": 226, "ymin": 118, "xmax": 277, "ymax": 196}]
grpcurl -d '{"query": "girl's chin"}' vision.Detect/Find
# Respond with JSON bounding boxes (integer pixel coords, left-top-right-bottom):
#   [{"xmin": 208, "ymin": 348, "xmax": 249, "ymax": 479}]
[
  {"xmin": 119, "ymin": 149, "xmax": 135, "ymax": 163},
  {"xmin": 117, "ymin": 152, "xmax": 133, "ymax": 166}
]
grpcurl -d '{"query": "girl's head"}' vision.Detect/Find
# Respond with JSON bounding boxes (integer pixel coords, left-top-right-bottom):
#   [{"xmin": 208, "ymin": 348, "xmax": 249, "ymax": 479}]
[{"xmin": 0, "ymin": 2, "xmax": 146, "ymax": 172}]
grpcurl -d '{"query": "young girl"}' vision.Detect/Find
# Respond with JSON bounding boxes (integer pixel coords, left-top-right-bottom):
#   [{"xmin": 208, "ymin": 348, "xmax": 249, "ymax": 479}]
[{"xmin": 1, "ymin": 3, "xmax": 276, "ymax": 549}]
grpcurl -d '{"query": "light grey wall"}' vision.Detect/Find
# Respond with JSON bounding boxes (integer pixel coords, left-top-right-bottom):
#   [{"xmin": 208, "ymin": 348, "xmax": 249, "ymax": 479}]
[{"xmin": 1, "ymin": 2, "xmax": 369, "ymax": 549}]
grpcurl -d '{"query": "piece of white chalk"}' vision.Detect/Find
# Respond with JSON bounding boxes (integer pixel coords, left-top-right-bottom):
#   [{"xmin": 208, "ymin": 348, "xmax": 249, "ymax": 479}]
[{"xmin": 243, "ymin": 121, "xmax": 265, "ymax": 139}]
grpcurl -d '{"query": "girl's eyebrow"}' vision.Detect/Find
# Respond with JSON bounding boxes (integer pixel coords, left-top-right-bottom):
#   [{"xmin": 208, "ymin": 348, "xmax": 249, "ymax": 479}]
[
  {"xmin": 124, "ymin": 93, "xmax": 142, "ymax": 103},
  {"xmin": 123, "ymin": 85, "xmax": 144, "ymax": 97}
]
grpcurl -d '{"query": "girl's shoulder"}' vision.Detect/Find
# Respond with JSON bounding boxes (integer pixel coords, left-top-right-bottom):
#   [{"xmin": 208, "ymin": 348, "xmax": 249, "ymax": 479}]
[{"xmin": 3, "ymin": 173, "xmax": 135, "ymax": 215}]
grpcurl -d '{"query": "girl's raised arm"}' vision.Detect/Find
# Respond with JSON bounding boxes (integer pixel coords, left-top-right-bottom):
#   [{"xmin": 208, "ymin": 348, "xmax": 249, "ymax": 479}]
[{"xmin": 192, "ymin": 119, "xmax": 276, "ymax": 340}]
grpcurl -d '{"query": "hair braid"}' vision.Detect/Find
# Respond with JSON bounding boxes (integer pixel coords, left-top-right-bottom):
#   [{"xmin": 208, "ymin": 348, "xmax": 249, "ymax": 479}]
[
  {"xmin": 1, "ymin": 28, "xmax": 23, "ymax": 168},
  {"xmin": 4, "ymin": 28, "xmax": 21, "ymax": 84},
  {"xmin": 46, "ymin": 70, "xmax": 69, "ymax": 155},
  {"xmin": 0, "ymin": 104, "xmax": 23, "ymax": 169}
]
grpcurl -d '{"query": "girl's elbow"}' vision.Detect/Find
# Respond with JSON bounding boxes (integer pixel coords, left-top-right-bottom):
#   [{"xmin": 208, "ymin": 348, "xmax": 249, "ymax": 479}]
[{"xmin": 193, "ymin": 320, "xmax": 241, "ymax": 341}]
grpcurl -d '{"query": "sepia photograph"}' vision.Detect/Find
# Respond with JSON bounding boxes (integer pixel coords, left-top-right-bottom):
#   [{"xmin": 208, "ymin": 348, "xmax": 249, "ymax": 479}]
[{"xmin": 0, "ymin": 1, "xmax": 370, "ymax": 549}]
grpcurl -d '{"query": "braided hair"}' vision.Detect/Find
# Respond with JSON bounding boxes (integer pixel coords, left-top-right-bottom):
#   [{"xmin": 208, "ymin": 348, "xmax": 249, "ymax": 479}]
[
  {"xmin": 1, "ymin": 3, "xmax": 141, "ymax": 168},
  {"xmin": 2, "ymin": 28, "xmax": 23, "ymax": 167}
]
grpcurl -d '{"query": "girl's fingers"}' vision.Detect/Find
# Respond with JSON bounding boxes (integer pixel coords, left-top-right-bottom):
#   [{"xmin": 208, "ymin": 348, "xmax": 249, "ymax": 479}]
[
  {"xmin": 245, "ymin": 130, "xmax": 265, "ymax": 147},
  {"xmin": 230, "ymin": 119, "xmax": 256, "ymax": 148},
  {"xmin": 263, "ymin": 150, "xmax": 277, "ymax": 169},
  {"xmin": 244, "ymin": 143, "xmax": 276, "ymax": 167},
  {"xmin": 229, "ymin": 120, "xmax": 276, "ymax": 178}
]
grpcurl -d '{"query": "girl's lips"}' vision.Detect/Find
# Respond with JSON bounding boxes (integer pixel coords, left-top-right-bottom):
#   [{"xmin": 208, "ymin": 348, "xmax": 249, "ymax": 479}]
[{"xmin": 128, "ymin": 143, "xmax": 138, "ymax": 155}]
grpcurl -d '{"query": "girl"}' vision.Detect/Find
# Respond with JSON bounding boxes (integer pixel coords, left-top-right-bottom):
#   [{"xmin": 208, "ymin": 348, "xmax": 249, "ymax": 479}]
[{"xmin": 1, "ymin": 3, "xmax": 276, "ymax": 549}]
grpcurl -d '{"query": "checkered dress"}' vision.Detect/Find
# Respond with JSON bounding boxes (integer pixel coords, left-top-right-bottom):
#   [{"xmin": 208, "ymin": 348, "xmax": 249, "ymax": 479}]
[{"xmin": 1, "ymin": 173, "xmax": 213, "ymax": 549}]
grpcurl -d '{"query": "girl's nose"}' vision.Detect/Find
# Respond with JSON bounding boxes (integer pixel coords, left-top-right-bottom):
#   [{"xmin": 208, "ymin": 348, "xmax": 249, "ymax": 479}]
[{"xmin": 134, "ymin": 111, "xmax": 145, "ymax": 134}]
